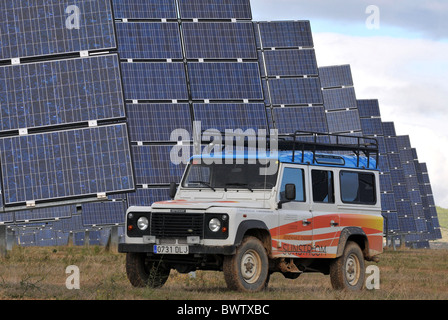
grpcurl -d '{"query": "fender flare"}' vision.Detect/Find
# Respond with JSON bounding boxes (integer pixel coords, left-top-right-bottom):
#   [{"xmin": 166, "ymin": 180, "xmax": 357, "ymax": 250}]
[
  {"xmin": 336, "ymin": 227, "xmax": 369, "ymax": 258},
  {"xmin": 234, "ymin": 220, "xmax": 271, "ymax": 247}
]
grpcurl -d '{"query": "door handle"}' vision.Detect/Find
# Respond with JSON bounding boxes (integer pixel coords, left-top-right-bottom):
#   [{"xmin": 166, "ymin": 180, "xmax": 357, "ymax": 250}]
[
  {"xmin": 302, "ymin": 220, "xmax": 311, "ymax": 226},
  {"xmin": 330, "ymin": 220, "xmax": 339, "ymax": 227}
]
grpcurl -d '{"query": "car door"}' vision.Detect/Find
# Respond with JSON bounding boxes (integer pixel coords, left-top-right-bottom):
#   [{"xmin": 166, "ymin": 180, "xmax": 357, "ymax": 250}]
[
  {"xmin": 309, "ymin": 168, "xmax": 341, "ymax": 258},
  {"xmin": 272, "ymin": 165, "xmax": 314, "ymax": 258}
]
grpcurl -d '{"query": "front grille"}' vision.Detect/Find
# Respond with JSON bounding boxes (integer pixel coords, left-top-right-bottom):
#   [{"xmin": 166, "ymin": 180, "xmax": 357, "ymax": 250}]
[{"xmin": 150, "ymin": 213, "xmax": 204, "ymax": 238}]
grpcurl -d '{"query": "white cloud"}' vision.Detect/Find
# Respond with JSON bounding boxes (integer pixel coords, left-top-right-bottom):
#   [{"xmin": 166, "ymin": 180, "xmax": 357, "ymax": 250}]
[
  {"xmin": 251, "ymin": 0, "xmax": 448, "ymax": 39},
  {"xmin": 313, "ymin": 33, "xmax": 448, "ymax": 207}
]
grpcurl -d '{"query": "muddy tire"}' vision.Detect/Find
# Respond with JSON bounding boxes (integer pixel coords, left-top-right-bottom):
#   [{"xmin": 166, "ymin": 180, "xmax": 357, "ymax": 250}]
[
  {"xmin": 330, "ymin": 241, "xmax": 365, "ymax": 291},
  {"xmin": 126, "ymin": 253, "xmax": 170, "ymax": 288},
  {"xmin": 223, "ymin": 236, "xmax": 269, "ymax": 292}
]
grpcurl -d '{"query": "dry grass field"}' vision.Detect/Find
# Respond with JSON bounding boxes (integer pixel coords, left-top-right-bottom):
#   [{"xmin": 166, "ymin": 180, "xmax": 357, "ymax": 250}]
[{"xmin": 0, "ymin": 244, "xmax": 447, "ymax": 301}]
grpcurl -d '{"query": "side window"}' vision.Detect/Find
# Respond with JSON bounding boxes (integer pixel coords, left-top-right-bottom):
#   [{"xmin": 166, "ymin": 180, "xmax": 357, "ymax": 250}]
[
  {"xmin": 340, "ymin": 171, "xmax": 376, "ymax": 205},
  {"xmin": 279, "ymin": 167, "xmax": 305, "ymax": 202},
  {"xmin": 312, "ymin": 170, "xmax": 334, "ymax": 203}
]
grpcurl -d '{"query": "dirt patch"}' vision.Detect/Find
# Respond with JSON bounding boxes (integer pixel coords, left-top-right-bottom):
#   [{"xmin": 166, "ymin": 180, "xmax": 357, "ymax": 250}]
[{"xmin": 430, "ymin": 228, "xmax": 448, "ymax": 250}]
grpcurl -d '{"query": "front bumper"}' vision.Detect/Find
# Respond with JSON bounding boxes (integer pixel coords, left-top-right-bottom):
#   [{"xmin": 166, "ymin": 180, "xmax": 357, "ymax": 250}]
[{"xmin": 118, "ymin": 243, "xmax": 236, "ymax": 255}]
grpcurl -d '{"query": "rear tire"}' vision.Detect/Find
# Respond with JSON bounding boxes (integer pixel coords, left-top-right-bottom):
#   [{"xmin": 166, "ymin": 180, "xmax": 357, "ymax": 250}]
[
  {"xmin": 126, "ymin": 253, "xmax": 170, "ymax": 288},
  {"xmin": 223, "ymin": 236, "xmax": 269, "ymax": 292},
  {"xmin": 330, "ymin": 241, "xmax": 365, "ymax": 291}
]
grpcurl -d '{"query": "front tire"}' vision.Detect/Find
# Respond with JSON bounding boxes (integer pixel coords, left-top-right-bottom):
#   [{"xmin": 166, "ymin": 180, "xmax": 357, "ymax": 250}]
[
  {"xmin": 223, "ymin": 236, "xmax": 269, "ymax": 292},
  {"xmin": 126, "ymin": 253, "xmax": 170, "ymax": 288},
  {"xmin": 330, "ymin": 241, "xmax": 365, "ymax": 291}
]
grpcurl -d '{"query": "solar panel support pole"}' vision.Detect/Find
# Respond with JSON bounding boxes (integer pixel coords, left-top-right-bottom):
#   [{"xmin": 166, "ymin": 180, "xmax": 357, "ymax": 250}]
[
  {"xmin": 84, "ymin": 231, "xmax": 90, "ymax": 247},
  {"xmin": 67, "ymin": 232, "xmax": 74, "ymax": 247},
  {"xmin": 107, "ymin": 226, "xmax": 119, "ymax": 254},
  {"xmin": 0, "ymin": 225, "xmax": 7, "ymax": 258}
]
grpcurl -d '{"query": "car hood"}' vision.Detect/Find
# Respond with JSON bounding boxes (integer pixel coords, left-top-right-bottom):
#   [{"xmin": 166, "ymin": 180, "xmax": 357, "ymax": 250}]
[{"xmin": 151, "ymin": 199, "xmax": 268, "ymax": 210}]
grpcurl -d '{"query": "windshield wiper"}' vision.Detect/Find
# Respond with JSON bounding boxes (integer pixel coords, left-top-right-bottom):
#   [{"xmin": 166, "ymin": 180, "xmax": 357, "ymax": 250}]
[
  {"xmin": 188, "ymin": 180, "xmax": 216, "ymax": 191},
  {"xmin": 224, "ymin": 183, "xmax": 253, "ymax": 192}
]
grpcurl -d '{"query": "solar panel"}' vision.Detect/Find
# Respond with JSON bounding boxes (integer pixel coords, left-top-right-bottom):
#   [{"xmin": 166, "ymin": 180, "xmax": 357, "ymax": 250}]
[
  {"xmin": 14, "ymin": 205, "xmax": 76, "ymax": 223},
  {"xmin": 127, "ymin": 188, "xmax": 170, "ymax": 207},
  {"xmin": 17, "ymin": 232, "xmax": 36, "ymax": 246},
  {"xmin": 383, "ymin": 212, "xmax": 399, "ymax": 232},
  {"xmin": 398, "ymin": 216, "xmax": 417, "ymax": 233},
  {"xmin": 132, "ymin": 145, "xmax": 188, "ymax": 185},
  {"xmin": 409, "ymin": 190, "xmax": 423, "ymax": 204},
  {"xmin": 319, "ymin": 65, "xmax": 354, "ymax": 89},
  {"xmin": 271, "ymin": 106, "xmax": 329, "ymax": 134},
  {"xmin": 188, "ymin": 62, "xmax": 263, "ymax": 101},
  {"xmin": 0, "ymin": 55, "xmax": 125, "ymax": 133},
  {"xmin": 182, "ymin": 22, "xmax": 257, "ymax": 60},
  {"xmin": 390, "ymin": 169, "xmax": 407, "ymax": 187},
  {"xmin": 267, "ymin": 78, "xmax": 323, "ymax": 106},
  {"xmin": 379, "ymin": 174, "xmax": 393, "ymax": 193},
  {"xmin": 387, "ymin": 152, "xmax": 401, "ymax": 170},
  {"xmin": 116, "ymin": 22, "xmax": 183, "ymax": 60},
  {"xmin": 378, "ymin": 154, "xmax": 390, "ymax": 173},
  {"xmin": 402, "ymin": 161, "xmax": 417, "ymax": 177},
  {"xmin": 260, "ymin": 49, "xmax": 318, "ymax": 77},
  {"xmin": 112, "ymin": 0, "xmax": 178, "ymax": 20},
  {"xmin": 396, "ymin": 135, "xmax": 411, "ymax": 150},
  {"xmin": 82, "ymin": 201, "xmax": 126, "ymax": 226},
  {"xmin": 322, "ymin": 88, "xmax": 358, "ymax": 111},
  {"xmin": 381, "ymin": 193, "xmax": 397, "ymax": 212},
  {"xmin": 399, "ymin": 148, "xmax": 414, "ymax": 162},
  {"xmin": 193, "ymin": 103, "xmax": 268, "ymax": 132},
  {"xmin": 326, "ymin": 109, "xmax": 361, "ymax": 133},
  {"xmin": 0, "ymin": 0, "xmax": 116, "ymax": 61},
  {"xmin": 126, "ymin": 103, "xmax": 192, "ymax": 142},
  {"xmin": 0, "ymin": 211, "xmax": 14, "ymax": 224},
  {"xmin": 382, "ymin": 122, "xmax": 396, "ymax": 137},
  {"xmin": 178, "ymin": 0, "xmax": 252, "ymax": 20},
  {"xmin": 256, "ymin": 21, "xmax": 314, "ymax": 49},
  {"xmin": 357, "ymin": 99, "xmax": 381, "ymax": 118},
  {"xmin": 384, "ymin": 136, "xmax": 399, "ymax": 153},
  {"xmin": 53, "ymin": 215, "xmax": 85, "ymax": 232},
  {"xmin": 360, "ymin": 118, "xmax": 384, "ymax": 136},
  {"xmin": 376, "ymin": 136, "xmax": 387, "ymax": 154},
  {"xmin": 121, "ymin": 62, "xmax": 189, "ymax": 101},
  {"xmin": 0, "ymin": 124, "xmax": 134, "ymax": 206}
]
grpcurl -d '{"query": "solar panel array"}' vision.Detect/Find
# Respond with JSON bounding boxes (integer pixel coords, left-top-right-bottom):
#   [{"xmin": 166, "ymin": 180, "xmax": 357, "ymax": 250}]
[
  {"xmin": 357, "ymin": 101, "xmax": 398, "ymax": 233},
  {"xmin": 114, "ymin": 0, "xmax": 267, "ymax": 211},
  {"xmin": 1, "ymin": 0, "xmax": 441, "ymax": 248},
  {"xmin": 0, "ymin": 0, "xmax": 135, "ymax": 246},
  {"xmin": 320, "ymin": 65, "xmax": 362, "ymax": 135},
  {"xmin": 254, "ymin": 20, "xmax": 328, "ymax": 136}
]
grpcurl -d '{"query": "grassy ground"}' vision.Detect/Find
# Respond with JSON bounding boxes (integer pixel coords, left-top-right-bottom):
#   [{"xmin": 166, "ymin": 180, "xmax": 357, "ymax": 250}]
[
  {"xmin": 1, "ymin": 245, "xmax": 447, "ymax": 300},
  {"xmin": 436, "ymin": 206, "xmax": 448, "ymax": 229}
]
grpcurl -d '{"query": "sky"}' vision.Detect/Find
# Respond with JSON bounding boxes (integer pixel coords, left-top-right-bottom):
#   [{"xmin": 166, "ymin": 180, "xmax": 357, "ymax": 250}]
[{"xmin": 251, "ymin": 0, "xmax": 448, "ymax": 208}]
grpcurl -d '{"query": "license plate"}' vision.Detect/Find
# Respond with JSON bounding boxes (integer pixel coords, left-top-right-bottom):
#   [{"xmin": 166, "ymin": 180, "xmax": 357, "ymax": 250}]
[{"xmin": 154, "ymin": 245, "xmax": 189, "ymax": 255}]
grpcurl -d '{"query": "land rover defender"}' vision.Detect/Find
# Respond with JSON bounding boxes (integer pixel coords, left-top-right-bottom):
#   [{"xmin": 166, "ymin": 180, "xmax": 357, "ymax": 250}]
[{"xmin": 119, "ymin": 131, "xmax": 383, "ymax": 292}]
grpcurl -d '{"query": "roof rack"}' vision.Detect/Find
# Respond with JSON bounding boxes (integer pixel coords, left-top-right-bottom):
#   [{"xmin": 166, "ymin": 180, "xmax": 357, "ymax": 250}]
[
  {"xmin": 277, "ymin": 131, "xmax": 379, "ymax": 169},
  {"xmin": 199, "ymin": 130, "xmax": 379, "ymax": 169}
]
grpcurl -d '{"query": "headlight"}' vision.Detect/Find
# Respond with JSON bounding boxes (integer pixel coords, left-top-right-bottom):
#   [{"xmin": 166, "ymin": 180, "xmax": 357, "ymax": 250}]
[
  {"xmin": 208, "ymin": 218, "xmax": 221, "ymax": 232},
  {"xmin": 137, "ymin": 217, "xmax": 149, "ymax": 231}
]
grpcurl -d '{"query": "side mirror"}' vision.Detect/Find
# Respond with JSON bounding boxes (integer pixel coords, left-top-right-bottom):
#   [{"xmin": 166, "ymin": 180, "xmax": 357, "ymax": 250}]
[
  {"xmin": 284, "ymin": 184, "xmax": 296, "ymax": 201},
  {"xmin": 169, "ymin": 182, "xmax": 178, "ymax": 200},
  {"xmin": 278, "ymin": 184, "xmax": 296, "ymax": 209}
]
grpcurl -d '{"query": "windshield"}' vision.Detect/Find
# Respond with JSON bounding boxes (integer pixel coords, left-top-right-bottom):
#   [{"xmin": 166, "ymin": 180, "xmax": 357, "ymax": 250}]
[{"xmin": 182, "ymin": 161, "xmax": 278, "ymax": 190}]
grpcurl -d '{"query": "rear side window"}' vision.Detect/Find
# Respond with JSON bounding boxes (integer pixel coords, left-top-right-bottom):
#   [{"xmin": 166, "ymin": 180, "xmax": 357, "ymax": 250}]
[
  {"xmin": 312, "ymin": 170, "xmax": 334, "ymax": 203},
  {"xmin": 340, "ymin": 171, "xmax": 376, "ymax": 205}
]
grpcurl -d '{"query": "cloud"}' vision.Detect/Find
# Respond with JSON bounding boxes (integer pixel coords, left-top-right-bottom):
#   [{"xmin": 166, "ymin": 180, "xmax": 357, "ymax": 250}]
[
  {"xmin": 251, "ymin": 0, "xmax": 448, "ymax": 39},
  {"xmin": 312, "ymin": 32, "xmax": 448, "ymax": 207}
]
